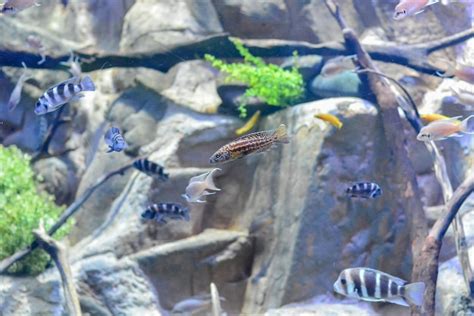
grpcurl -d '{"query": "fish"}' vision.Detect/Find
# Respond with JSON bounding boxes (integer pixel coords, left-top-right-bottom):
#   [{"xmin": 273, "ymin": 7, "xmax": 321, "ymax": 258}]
[
  {"xmin": 133, "ymin": 158, "xmax": 169, "ymax": 181},
  {"xmin": 236, "ymin": 110, "xmax": 261, "ymax": 136},
  {"xmin": 420, "ymin": 113, "xmax": 452, "ymax": 123},
  {"xmin": 1, "ymin": 0, "xmax": 40, "ymax": 14},
  {"xmin": 141, "ymin": 203, "xmax": 190, "ymax": 224},
  {"xmin": 60, "ymin": 52, "xmax": 82, "ymax": 83},
  {"xmin": 182, "ymin": 168, "xmax": 221, "ymax": 203},
  {"xmin": 34, "ymin": 76, "xmax": 95, "ymax": 115},
  {"xmin": 393, "ymin": 0, "xmax": 438, "ymax": 20},
  {"xmin": 26, "ymin": 35, "xmax": 46, "ymax": 65},
  {"xmin": 104, "ymin": 127, "xmax": 127, "ymax": 153},
  {"xmin": 346, "ymin": 182, "xmax": 382, "ymax": 199},
  {"xmin": 333, "ymin": 267, "xmax": 425, "ymax": 307},
  {"xmin": 449, "ymin": 85, "xmax": 474, "ymax": 106},
  {"xmin": 315, "ymin": 113, "xmax": 343, "ymax": 129},
  {"xmin": 7, "ymin": 62, "xmax": 31, "ymax": 112},
  {"xmin": 417, "ymin": 115, "xmax": 474, "ymax": 141},
  {"xmin": 210, "ymin": 124, "xmax": 290, "ymax": 164},
  {"xmin": 172, "ymin": 293, "xmax": 226, "ymax": 314},
  {"xmin": 321, "ymin": 55, "xmax": 357, "ymax": 77}
]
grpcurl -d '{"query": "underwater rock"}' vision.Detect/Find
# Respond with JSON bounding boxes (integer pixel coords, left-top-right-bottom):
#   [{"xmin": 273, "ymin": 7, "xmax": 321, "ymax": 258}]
[
  {"xmin": 161, "ymin": 60, "xmax": 222, "ymax": 114},
  {"xmin": 33, "ymin": 157, "xmax": 74, "ymax": 205},
  {"xmin": 436, "ymin": 256, "xmax": 470, "ymax": 316},
  {"xmin": 310, "ymin": 71, "xmax": 364, "ymax": 99},
  {"xmin": 217, "ymin": 85, "xmax": 281, "ymax": 117},
  {"xmin": 280, "ymin": 55, "xmax": 324, "ymax": 83},
  {"xmin": 120, "ymin": 0, "xmax": 223, "ymax": 52}
]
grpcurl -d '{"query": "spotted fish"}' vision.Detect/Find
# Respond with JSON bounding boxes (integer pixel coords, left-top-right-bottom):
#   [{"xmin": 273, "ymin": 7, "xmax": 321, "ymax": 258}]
[
  {"xmin": 210, "ymin": 124, "xmax": 289, "ymax": 164},
  {"xmin": 104, "ymin": 127, "xmax": 127, "ymax": 153},
  {"xmin": 333, "ymin": 267, "xmax": 425, "ymax": 307},
  {"xmin": 141, "ymin": 203, "xmax": 190, "ymax": 224},
  {"xmin": 133, "ymin": 158, "xmax": 168, "ymax": 181},
  {"xmin": 346, "ymin": 182, "xmax": 382, "ymax": 199},
  {"xmin": 34, "ymin": 76, "xmax": 95, "ymax": 115}
]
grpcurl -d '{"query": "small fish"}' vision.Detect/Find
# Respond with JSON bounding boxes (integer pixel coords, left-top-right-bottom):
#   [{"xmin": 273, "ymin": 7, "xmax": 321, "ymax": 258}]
[
  {"xmin": 172, "ymin": 297, "xmax": 211, "ymax": 314},
  {"xmin": 133, "ymin": 158, "xmax": 168, "ymax": 181},
  {"xmin": 393, "ymin": 0, "xmax": 438, "ymax": 20},
  {"xmin": 34, "ymin": 76, "xmax": 95, "ymax": 115},
  {"xmin": 60, "ymin": 52, "xmax": 82, "ymax": 83},
  {"xmin": 417, "ymin": 115, "xmax": 474, "ymax": 141},
  {"xmin": 1, "ymin": 0, "xmax": 40, "ymax": 14},
  {"xmin": 321, "ymin": 55, "xmax": 357, "ymax": 77},
  {"xmin": 315, "ymin": 113, "xmax": 343, "ymax": 129},
  {"xmin": 182, "ymin": 168, "xmax": 221, "ymax": 203},
  {"xmin": 449, "ymin": 85, "xmax": 474, "ymax": 106},
  {"xmin": 210, "ymin": 124, "xmax": 290, "ymax": 164},
  {"xmin": 420, "ymin": 113, "xmax": 452, "ymax": 123},
  {"xmin": 7, "ymin": 62, "xmax": 31, "ymax": 112},
  {"xmin": 346, "ymin": 182, "xmax": 382, "ymax": 199},
  {"xmin": 104, "ymin": 127, "xmax": 127, "ymax": 153},
  {"xmin": 141, "ymin": 203, "xmax": 190, "ymax": 224},
  {"xmin": 236, "ymin": 110, "xmax": 261, "ymax": 136},
  {"xmin": 333, "ymin": 267, "xmax": 425, "ymax": 307},
  {"xmin": 26, "ymin": 35, "xmax": 46, "ymax": 65}
]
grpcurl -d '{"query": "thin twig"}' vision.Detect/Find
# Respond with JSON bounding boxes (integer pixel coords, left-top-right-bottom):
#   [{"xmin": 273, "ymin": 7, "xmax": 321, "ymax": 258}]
[
  {"xmin": 0, "ymin": 163, "xmax": 134, "ymax": 274},
  {"xmin": 33, "ymin": 220, "xmax": 82, "ymax": 316}
]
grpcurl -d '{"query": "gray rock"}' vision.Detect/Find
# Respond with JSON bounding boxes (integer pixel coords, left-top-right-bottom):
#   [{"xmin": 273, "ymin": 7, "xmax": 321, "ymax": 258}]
[
  {"xmin": 436, "ymin": 256, "xmax": 470, "ymax": 316},
  {"xmin": 281, "ymin": 55, "xmax": 324, "ymax": 83},
  {"xmin": 120, "ymin": 0, "xmax": 223, "ymax": 52},
  {"xmin": 161, "ymin": 61, "xmax": 222, "ymax": 114},
  {"xmin": 310, "ymin": 71, "xmax": 364, "ymax": 98},
  {"xmin": 33, "ymin": 157, "xmax": 74, "ymax": 205}
]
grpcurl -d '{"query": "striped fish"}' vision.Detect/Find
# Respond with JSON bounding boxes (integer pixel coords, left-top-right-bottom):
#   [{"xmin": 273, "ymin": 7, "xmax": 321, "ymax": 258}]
[
  {"xmin": 104, "ymin": 127, "xmax": 127, "ymax": 153},
  {"xmin": 346, "ymin": 182, "xmax": 382, "ymax": 199},
  {"xmin": 333, "ymin": 267, "xmax": 425, "ymax": 307},
  {"xmin": 34, "ymin": 76, "xmax": 95, "ymax": 115},
  {"xmin": 141, "ymin": 203, "xmax": 190, "ymax": 224},
  {"xmin": 209, "ymin": 124, "xmax": 290, "ymax": 164},
  {"xmin": 133, "ymin": 158, "xmax": 169, "ymax": 181}
]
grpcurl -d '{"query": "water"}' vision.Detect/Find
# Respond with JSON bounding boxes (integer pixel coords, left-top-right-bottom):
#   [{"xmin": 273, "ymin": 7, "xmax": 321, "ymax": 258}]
[{"xmin": 0, "ymin": 1, "xmax": 474, "ymax": 315}]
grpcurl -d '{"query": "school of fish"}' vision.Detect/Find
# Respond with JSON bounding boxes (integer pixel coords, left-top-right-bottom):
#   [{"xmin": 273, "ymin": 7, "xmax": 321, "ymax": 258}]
[{"xmin": 4, "ymin": 0, "xmax": 474, "ymax": 312}]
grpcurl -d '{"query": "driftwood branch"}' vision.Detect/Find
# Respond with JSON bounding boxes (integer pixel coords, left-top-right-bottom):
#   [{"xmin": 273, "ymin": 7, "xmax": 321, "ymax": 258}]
[
  {"xmin": 412, "ymin": 175, "xmax": 474, "ymax": 315},
  {"xmin": 33, "ymin": 220, "xmax": 82, "ymax": 316},
  {"xmin": 0, "ymin": 163, "xmax": 134, "ymax": 274},
  {"xmin": 1, "ymin": 27, "xmax": 472, "ymax": 76}
]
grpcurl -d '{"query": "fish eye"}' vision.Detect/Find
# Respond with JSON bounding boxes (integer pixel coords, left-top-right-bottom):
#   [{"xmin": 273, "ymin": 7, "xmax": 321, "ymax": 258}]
[{"xmin": 341, "ymin": 278, "xmax": 346, "ymax": 285}]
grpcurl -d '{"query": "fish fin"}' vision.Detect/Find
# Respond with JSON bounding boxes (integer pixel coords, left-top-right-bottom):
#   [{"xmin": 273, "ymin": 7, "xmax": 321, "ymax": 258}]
[
  {"xmin": 69, "ymin": 94, "xmax": 84, "ymax": 103},
  {"xmin": 403, "ymin": 282, "xmax": 425, "ymax": 306},
  {"xmin": 205, "ymin": 168, "xmax": 221, "ymax": 191},
  {"xmin": 181, "ymin": 194, "xmax": 190, "ymax": 202},
  {"xmin": 202, "ymin": 191, "xmax": 216, "ymax": 196},
  {"xmin": 414, "ymin": 9, "xmax": 425, "ymax": 15},
  {"xmin": 451, "ymin": 133, "xmax": 464, "ymax": 138},
  {"xmin": 195, "ymin": 199, "xmax": 206, "ymax": 204},
  {"xmin": 190, "ymin": 172, "xmax": 209, "ymax": 184},
  {"xmin": 461, "ymin": 115, "xmax": 474, "ymax": 134},
  {"xmin": 80, "ymin": 75, "xmax": 96, "ymax": 91},
  {"xmin": 385, "ymin": 296, "xmax": 410, "ymax": 307},
  {"xmin": 426, "ymin": 0, "xmax": 439, "ymax": 5},
  {"xmin": 273, "ymin": 124, "xmax": 290, "ymax": 143},
  {"xmin": 35, "ymin": 2, "xmax": 41, "ymax": 6},
  {"xmin": 106, "ymin": 147, "xmax": 114, "ymax": 153}
]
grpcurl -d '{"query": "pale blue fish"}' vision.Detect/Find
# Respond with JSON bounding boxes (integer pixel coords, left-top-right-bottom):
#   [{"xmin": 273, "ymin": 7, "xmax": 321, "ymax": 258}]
[{"xmin": 104, "ymin": 127, "xmax": 127, "ymax": 153}]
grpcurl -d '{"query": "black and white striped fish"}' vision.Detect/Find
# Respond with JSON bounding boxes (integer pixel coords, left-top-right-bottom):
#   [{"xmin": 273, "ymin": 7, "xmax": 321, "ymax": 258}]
[
  {"xmin": 141, "ymin": 203, "xmax": 190, "ymax": 224},
  {"xmin": 104, "ymin": 127, "xmax": 127, "ymax": 153},
  {"xmin": 346, "ymin": 182, "xmax": 382, "ymax": 199},
  {"xmin": 34, "ymin": 76, "xmax": 95, "ymax": 115},
  {"xmin": 133, "ymin": 159, "xmax": 169, "ymax": 181},
  {"xmin": 333, "ymin": 267, "xmax": 425, "ymax": 307}
]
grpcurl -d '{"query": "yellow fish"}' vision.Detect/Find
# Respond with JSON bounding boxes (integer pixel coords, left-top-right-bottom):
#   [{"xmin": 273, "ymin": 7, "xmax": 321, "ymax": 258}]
[
  {"xmin": 420, "ymin": 113, "xmax": 453, "ymax": 123},
  {"xmin": 315, "ymin": 113, "xmax": 343, "ymax": 129},
  {"xmin": 236, "ymin": 110, "xmax": 261, "ymax": 136}
]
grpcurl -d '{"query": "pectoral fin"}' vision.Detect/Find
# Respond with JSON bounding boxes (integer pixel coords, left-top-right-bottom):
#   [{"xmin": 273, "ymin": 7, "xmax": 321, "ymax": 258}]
[{"xmin": 385, "ymin": 296, "xmax": 409, "ymax": 307}]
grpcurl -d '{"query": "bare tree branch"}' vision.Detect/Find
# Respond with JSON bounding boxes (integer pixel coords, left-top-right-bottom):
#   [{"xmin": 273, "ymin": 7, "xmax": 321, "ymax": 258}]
[
  {"xmin": 1, "ymin": 28, "xmax": 473, "ymax": 76},
  {"xmin": 412, "ymin": 175, "xmax": 474, "ymax": 316},
  {"xmin": 0, "ymin": 163, "xmax": 134, "ymax": 274},
  {"xmin": 33, "ymin": 220, "xmax": 82, "ymax": 316}
]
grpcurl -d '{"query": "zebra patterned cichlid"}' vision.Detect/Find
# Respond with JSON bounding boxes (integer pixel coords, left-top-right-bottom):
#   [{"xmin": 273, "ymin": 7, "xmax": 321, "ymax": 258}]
[
  {"xmin": 34, "ymin": 76, "xmax": 95, "ymax": 115},
  {"xmin": 133, "ymin": 158, "xmax": 168, "ymax": 181},
  {"xmin": 210, "ymin": 124, "xmax": 290, "ymax": 164},
  {"xmin": 141, "ymin": 203, "xmax": 190, "ymax": 224},
  {"xmin": 104, "ymin": 127, "xmax": 127, "ymax": 153},
  {"xmin": 333, "ymin": 267, "xmax": 425, "ymax": 307},
  {"xmin": 346, "ymin": 182, "xmax": 382, "ymax": 199}
]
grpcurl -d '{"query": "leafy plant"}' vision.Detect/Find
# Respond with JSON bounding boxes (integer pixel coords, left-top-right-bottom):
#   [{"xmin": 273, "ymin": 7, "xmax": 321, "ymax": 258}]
[
  {"xmin": 205, "ymin": 38, "xmax": 304, "ymax": 117},
  {"xmin": 0, "ymin": 146, "xmax": 71, "ymax": 274}
]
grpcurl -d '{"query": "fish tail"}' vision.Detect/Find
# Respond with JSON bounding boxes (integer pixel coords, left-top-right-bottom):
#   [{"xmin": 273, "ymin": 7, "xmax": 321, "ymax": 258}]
[
  {"xmin": 461, "ymin": 115, "xmax": 474, "ymax": 134},
  {"xmin": 273, "ymin": 124, "xmax": 290, "ymax": 144},
  {"xmin": 205, "ymin": 169, "xmax": 221, "ymax": 191},
  {"xmin": 436, "ymin": 70, "xmax": 455, "ymax": 79},
  {"xmin": 80, "ymin": 75, "xmax": 96, "ymax": 91},
  {"xmin": 403, "ymin": 282, "xmax": 425, "ymax": 306}
]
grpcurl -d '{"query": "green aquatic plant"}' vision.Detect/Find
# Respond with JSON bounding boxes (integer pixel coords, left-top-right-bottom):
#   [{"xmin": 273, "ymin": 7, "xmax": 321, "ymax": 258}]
[
  {"xmin": 205, "ymin": 38, "xmax": 304, "ymax": 117},
  {"xmin": 0, "ymin": 146, "xmax": 71, "ymax": 274}
]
